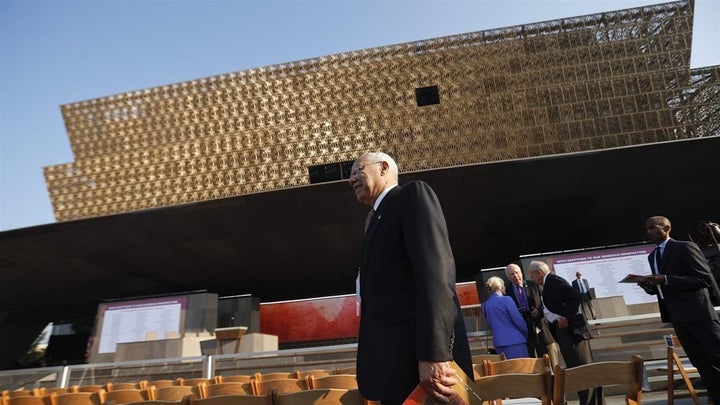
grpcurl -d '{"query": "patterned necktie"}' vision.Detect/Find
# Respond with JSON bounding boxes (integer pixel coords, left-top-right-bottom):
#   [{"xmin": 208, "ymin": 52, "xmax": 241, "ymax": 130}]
[
  {"xmin": 517, "ymin": 285, "xmax": 527, "ymax": 309},
  {"xmin": 364, "ymin": 209, "xmax": 375, "ymax": 234}
]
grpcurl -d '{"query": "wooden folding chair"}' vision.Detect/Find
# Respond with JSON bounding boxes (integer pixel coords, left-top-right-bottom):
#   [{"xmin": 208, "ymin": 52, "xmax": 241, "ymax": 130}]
[
  {"xmin": 308, "ymin": 375, "xmax": 358, "ymax": 390},
  {"xmin": 70, "ymin": 386, "xmax": 103, "ymax": 394},
  {"xmin": 2, "ymin": 396, "xmax": 52, "ymax": 405},
  {"xmin": 176, "ymin": 379, "xmax": 211, "ymax": 387},
  {"xmin": 119, "ymin": 401, "xmax": 183, "ymax": 405},
  {"xmin": 106, "ymin": 382, "xmax": 149, "ymax": 392},
  {"xmin": 273, "ymin": 389, "xmax": 363, "ymax": 405},
  {"xmin": 295, "ymin": 369, "xmax": 332, "ymax": 379},
  {"xmin": 43, "ymin": 389, "xmax": 72, "ymax": 396},
  {"xmin": 147, "ymin": 385, "xmax": 197, "ymax": 401},
  {"xmin": 213, "ymin": 375, "xmax": 252, "ymax": 384},
  {"xmin": 2, "ymin": 390, "xmax": 43, "ymax": 399},
  {"xmin": 660, "ymin": 334, "xmax": 706, "ymax": 405},
  {"xmin": 145, "ymin": 381, "xmax": 178, "ymax": 389},
  {"xmin": 471, "ymin": 353, "xmax": 506, "ymax": 365},
  {"xmin": 251, "ymin": 378, "xmax": 307, "ymax": 396},
  {"xmin": 97, "ymin": 388, "xmax": 151, "ymax": 405},
  {"xmin": 186, "ymin": 394, "xmax": 272, "ymax": 405},
  {"xmin": 473, "ymin": 372, "xmax": 552, "ymax": 405},
  {"xmin": 472, "ymin": 353, "xmax": 507, "ymax": 379},
  {"xmin": 553, "ymin": 355, "xmax": 644, "ymax": 405},
  {"xmin": 201, "ymin": 382, "xmax": 252, "ymax": 398},
  {"xmin": 251, "ymin": 372, "xmax": 295, "ymax": 382},
  {"xmin": 48, "ymin": 391, "xmax": 104, "ymax": 405},
  {"xmin": 333, "ymin": 367, "xmax": 356, "ymax": 375},
  {"xmin": 484, "ymin": 354, "xmax": 551, "ymax": 376}
]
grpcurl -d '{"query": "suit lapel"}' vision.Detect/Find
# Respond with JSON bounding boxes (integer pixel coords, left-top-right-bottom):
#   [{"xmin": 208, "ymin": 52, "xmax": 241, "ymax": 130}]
[{"xmin": 659, "ymin": 239, "xmax": 675, "ymax": 274}]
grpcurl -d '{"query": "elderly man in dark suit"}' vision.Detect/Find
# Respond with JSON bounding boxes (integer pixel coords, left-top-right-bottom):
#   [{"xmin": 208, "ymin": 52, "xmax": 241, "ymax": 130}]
[
  {"xmin": 504, "ymin": 263, "xmax": 547, "ymax": 357},
  {"xmin": 528, "ymin": 260, "xmax": 592, "ymax": 405},
  {"xmin": 348, "ymin": 152, "xmax": 472, "ymax": 405},
  {"xmin": 639, "ymin": 215, "xmax": 720, "ymax": 404}
]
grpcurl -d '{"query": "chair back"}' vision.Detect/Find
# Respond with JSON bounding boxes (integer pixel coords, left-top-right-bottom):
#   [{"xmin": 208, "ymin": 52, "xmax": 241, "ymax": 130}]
[
  {"xmin": 484, "ymin": 354, "xmax": 551, "ymax": 376},
  {"xmin": 553, "ymin": 355, "xmax": 644, "ymax": 405},
  {"xmin": 213, "ymin": 375, "xmax": 252, "ymax": 384},
  {"xmin": 471, "ymin": 353, "xmax": 505, "ymax": 365},
  {"xmin": 186, "ymin": 394, "xmax": 272, "ymax": 405},
  {"xmin": 70, "ymin": 386, "xmax": 103, "ymax": 394},
  {"xmin": 251, "ymin": 378, "xmax": 307, "ymax": 395},
  {"xmin": 251, "ymin": 372, "xmax": 295, "ymax": 382},
  {"xmin": 177, "ymin": 379, "xmax": 210, "ymax": 387},
  {"xmin": 43, "ymin": 389, "xmax": 71, "ymax": 396},
  {"xmin": 201, "ymin": 382, "xmax": 252, "ymax": 398},
  {"xmin": 146, "ymin": 381, "xmax": 177, "ymax": 389},
  {"xmin": 50, "ymin": 391, "xmax": 104, "ymax": 405},
  {"xmin": 472, "ymin": 363, "xmax": 486, "ymax": 380},
  {"xmin": 149, "ymin": 386, "xmax": 197, "ymax": 401},
  {"xmin": 107, "ymin": 382, "xmax": 148, "ymax": 392},
  {"xmin": 294, "ymin": 369, "xmax": 332, "ymax": 379},
  {"xmin": 473, "ymin": 372, "xmax": 552, "ymax": 405},
  {"xmin": 274, "ymin": 389, "xmax": 363, "ymax": 405},
  {"xmin": 3, "ymin": 391, "xmax": 40, "ymax": 399},
  {"xmin": 333, "ymin": 367, "xmax": 356, "ymax": 375},
  {"xmin": 1, "ymin": 396, "xmax": 51, "ymax": 405},
  {"xmin": 308, "ymin": 375, "xmax": 357, "ymax": 390},
  {"xmin": 114, "ymin": 401, "xmax": 183, "ymax": 405},
  {"xmin": 98, "ymin": 388, "xmax": 150, "ymax": 405}
]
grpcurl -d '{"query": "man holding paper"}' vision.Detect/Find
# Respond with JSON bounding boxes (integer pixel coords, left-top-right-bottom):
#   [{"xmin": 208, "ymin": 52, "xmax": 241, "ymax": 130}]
[{"xmin": 639, "ymin": 215, "xmax": 720, "ymax": 404}]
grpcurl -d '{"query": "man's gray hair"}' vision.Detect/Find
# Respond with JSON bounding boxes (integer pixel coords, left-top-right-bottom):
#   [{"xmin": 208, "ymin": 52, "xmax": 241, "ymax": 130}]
[
  {"xmin": 363, "ymin": 151, "xmax": 399, "ymax": 181},
  {"xmin": 528, "ymin": 260, "xmax": 550, "ymax": 275}
]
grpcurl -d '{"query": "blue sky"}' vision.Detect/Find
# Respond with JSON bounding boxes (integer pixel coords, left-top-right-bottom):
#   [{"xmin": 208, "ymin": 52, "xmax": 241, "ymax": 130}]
[{"xmin": 1, "ymin": 0, "xmax": 718, "ymax": 231}]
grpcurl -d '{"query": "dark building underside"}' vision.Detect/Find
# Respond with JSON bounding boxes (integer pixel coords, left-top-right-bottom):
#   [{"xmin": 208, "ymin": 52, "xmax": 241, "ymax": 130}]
[{"xmin": 1, "ymin": 135, "xmax": 719, "ymax": 369}]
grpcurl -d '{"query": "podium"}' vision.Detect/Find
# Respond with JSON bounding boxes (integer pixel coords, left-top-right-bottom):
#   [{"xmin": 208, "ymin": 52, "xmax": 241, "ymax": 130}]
[{"xmin": 214, "ymin": 326, "xmax": 248, "ymax": 354}]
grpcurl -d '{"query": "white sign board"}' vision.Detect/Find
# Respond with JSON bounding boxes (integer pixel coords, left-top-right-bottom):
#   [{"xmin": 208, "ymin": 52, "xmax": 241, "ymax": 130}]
[{"xmin": 98, "ymin": 298, "xmax": 185, "ymax": 354}]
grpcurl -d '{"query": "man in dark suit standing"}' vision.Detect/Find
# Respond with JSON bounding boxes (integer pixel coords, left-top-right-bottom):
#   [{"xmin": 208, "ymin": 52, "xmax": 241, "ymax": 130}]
[
  {"xmin": 504, "ymin": 263, "xmax": 547, "ymax": 357},
  {"xmin": 572, "ymin": 272, "xmax": 597, "ymax": 320},
  {"xmin": 348, "ymin": 152, "xmax": 473, "ymax": 405},
  {"xmin": 529, "ymin": 260, "xmax": 592, "ymax": 405},
  {"xmin": 639, "ymin": 215, "xmax": 720, "ymax": 404}
]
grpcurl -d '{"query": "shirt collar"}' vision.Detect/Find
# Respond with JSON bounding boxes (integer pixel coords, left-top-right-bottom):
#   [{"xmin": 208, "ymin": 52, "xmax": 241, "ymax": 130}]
[
  {"xmin": 657, "ymin": 238, "xmax": 670, "ymax": 249},
  {"xmin": 373, "ymin": 184, "xmax": 398, "ymax": 211}
]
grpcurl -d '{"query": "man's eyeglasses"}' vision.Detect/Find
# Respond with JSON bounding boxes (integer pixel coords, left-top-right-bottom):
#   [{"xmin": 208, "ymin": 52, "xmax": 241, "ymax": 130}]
[{"xmin": 350, "ymin": 161, "xmax": 382, "ymax": 177}]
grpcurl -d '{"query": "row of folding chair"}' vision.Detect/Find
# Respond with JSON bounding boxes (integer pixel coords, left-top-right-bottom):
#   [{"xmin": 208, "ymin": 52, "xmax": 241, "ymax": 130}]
[
  {"xmin": 2, "ymin": 382, "xmax": 151, "ymax": 398},
  {"xmin": 1, "ymin": 367, "xmax": 358, "ymax": 396},
  {"xmin": 1, "ymin": 388, "xmax": 366, "ymax": 405},
  {"xmin": 468, "ymin": 355, "xmax": 644, "ymax": 405},
  {"xmin": 199, "ymin": 374, "xmax": 359, "ymax": 397},
  {"xmin": 1, "ymin": 386, "xmax": 196, "ymax": 405},
  {"xmin": 215, "ymin": 367, "xmax": 356, "ymax": 384}
]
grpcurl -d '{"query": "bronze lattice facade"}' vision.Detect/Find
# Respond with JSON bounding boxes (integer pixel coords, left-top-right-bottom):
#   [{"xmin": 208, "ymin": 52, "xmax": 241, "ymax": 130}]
[{"xmin": 44, "ymin": 0, "xmax": 719, "ymax": 221}]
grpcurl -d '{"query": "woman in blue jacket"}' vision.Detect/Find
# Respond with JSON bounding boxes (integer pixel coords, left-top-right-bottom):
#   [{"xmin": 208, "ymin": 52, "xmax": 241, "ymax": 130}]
[{"xmin": 482, "ymin": 276, "xmax": 529, "ymax": 359}]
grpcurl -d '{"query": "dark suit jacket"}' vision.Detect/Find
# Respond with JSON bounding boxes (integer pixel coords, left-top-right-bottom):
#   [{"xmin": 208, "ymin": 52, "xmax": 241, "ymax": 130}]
[
  {"xmin": 571, "ymin": 279, "xmax": 592, "ymax": 301},
  {"xmin": 542, "ymin": 273, "xmax": 585, "ymax": 331},
  {"xmin": 646, "ymin": 238, "xmax": 720, "ymax": 323},
  {"xmin": 356, "ymin": 181, "xmax": 472, "ymax": 401}
]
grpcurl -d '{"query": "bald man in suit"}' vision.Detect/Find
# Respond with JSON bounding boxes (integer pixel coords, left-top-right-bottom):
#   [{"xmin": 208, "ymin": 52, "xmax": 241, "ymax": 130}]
[
  {"xmin": 349, "ymin": 152, "xmax": 472, "ymax": 405},
  {"xmin": 640, "ymin": 216, "xmax": 720, "ymax": 404}
]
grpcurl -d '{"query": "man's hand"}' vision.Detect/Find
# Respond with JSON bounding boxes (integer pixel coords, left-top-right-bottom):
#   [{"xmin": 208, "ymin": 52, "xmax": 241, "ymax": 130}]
[
  {"xmin": 638, "ymin": 274, "xmax": 665, "ymax": 292},
  {"xmin": 418, "ymin": 361, "xmax": 458, "ymax": 403},
  {"xmin": 557, "ymin": 316, "xmax": 569, "ymax": 329}
]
